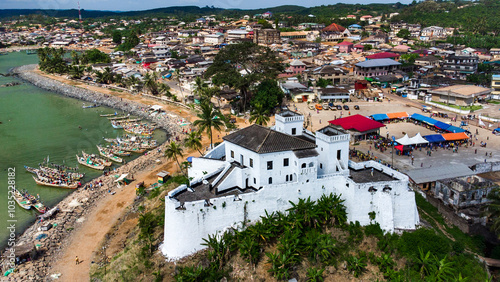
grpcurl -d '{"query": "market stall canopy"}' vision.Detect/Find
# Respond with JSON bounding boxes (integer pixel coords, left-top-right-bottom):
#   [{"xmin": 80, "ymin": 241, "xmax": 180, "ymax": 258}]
[
  {"xmin": 387, "ymin": 112, "xmax": 409, "ymax": 119},
  {"xmin": 114, "ymin": 173, "xmax": 129, "ymax": 183},
  {"xmin": 371, "ymin": 114, "xmax": 388, "ymax": 121},
  {"xmin": 442, "ymin": 132, "xmax": 469, "ymax": 141},
  {"xmin": 447, "ymin": 126, "xmax": 466, "ymax": 133},
  {"xmin": 395, "ymin": 145, "xmax": 404, "ymax": 151},
  {"xmin": 408, "ymin": 133, "xmax": 429, "ymax": 144},
  {"xmin": 329, "ymin": 114, "xmax": 385, "ymax": 132},
  {"xmin": 424, "ymin": 134, "xmax": 446, "ymax": 143},
  {"xmin": 410, "ymin": 113, "xmax": 437, "ymax": 125},
  {"xmin": 396, "ymin": 134, "xmax": 412, "ymax": 145},
  {"xmin": 434, "ymin": 121, "xmax": 452, "ymax": 130}
]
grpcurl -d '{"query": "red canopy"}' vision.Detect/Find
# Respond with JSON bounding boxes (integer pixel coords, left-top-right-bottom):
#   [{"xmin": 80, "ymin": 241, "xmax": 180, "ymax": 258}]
[
  {"xmin": 366, "ymin": 52, "xmax": 400, "ymax": 60},
  {"xmin": 328, "ymin": 115, "xmax": 385, "ymax": 132},
  {"xmin": 395, "ymin": 145, "xmax": 404, "ymax": 151}
]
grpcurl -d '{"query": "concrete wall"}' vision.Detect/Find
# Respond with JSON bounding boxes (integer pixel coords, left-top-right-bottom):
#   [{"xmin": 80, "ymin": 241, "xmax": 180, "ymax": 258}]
[
  {"xmin": 471, "ymin": 161, "xmax": 500, "ymax": 174},
  {"xmin": 162, "ymin": 161, "xmax": 419, "ymax": 259}
]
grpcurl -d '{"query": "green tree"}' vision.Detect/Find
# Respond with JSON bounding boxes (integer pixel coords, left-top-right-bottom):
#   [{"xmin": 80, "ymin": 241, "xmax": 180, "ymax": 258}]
[
  {"xmin": 81, "ymin": 48, "xmax": 111, "ymax": 64},
  {"xmin": 112, "ymin": 30, "xmax": 122, "ymax": 45},
  {"xmin": 257, "ymin": 19, "xmax": 273, "ymax": 29},
  {"xmin": 164, "ymin": 141, "xmax": 185, "ymax": 175},
  {"xmin": 397, "ymin": 28, "xmax": 411, "ymax": 39},
  {"xmin": 184, "ymin": 131, "xmax": 204, "ymax": 156},
  {"xmin": 205, "ymin": 42, "xmax": 284, "ymax": 112},
  {"xmin": 69, "ymin": 65, "xmax": 84, "ymax": 79},
  {"xmin": 193, "ymin": 102, "xmax": 225, "ymax": 149},
  {"xmin": 250, "ymin": 79, "xmax": 284, "ymax": 113},
  {"xmin": 483, "ymin": 188, "xmax": 500, "ymax": 237},
  {"xmin": 144, "ymin": 72, "xmax": 159, "ymax": 95},
  {"xmin": 249, "ymin": 103, "xmax": 270, "ymax": 126}
]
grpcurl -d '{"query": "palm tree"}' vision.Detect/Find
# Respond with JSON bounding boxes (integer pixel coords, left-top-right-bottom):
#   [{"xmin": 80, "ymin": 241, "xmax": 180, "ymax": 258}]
[
  {"xmin": 483, "ymin": 188, "xmax": 500, "ymax": 236},
  {"xmin": 249, "ymin": 103, "xmax": 270, "ymax": 126},
  {"xmin": 184, "ymin": 131, "xmax": 203, "ymax": 156},
  {"xmin": 164, "ymin": 141, "xmax": 185, "ymax": 175},
  {"xmin": 69, "ymin": 65, "xmax": 84, "ymax": 79},
  {"xmin": 102, "ymin": 67, "xmax": 114, "ymax": 84},
  {"xmin": 158, "ymin": 82, "xmax": 171, "ymax": 97},
  {"xmin": 193, "ymin": 76, "xmax": 207, "ymax": 96},
  {"xmin": 174, "ymin": 68, "xmax": 185, "ymax": 102},
  {"xmin": 144, "ymin": 72, "xmax": 159, "ymax": 95},
  {"xmin": 193, "ymin": 102, "xmax": 225, "ymax": 149}
]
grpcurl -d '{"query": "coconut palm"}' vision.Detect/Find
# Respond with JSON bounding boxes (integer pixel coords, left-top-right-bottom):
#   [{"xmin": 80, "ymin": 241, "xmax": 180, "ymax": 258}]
[
  {"xmin": 483, "ymin": 188, "xmax": 500, "ymax": 237},
  {"xmin": 158, "ymin": 82, "xmax": 171, "ymax": 97},
  {"xmin": 174, "ymin": 68, "xmax": 185, "ymax": 102},
  {"xmin": 193, "ymin": 76, "xmax": 207, "ymax": 96},
  {"xmin": 249, "ymin": 103, "xmax": 270, "ymax": 126},
  {"xmin": 164, "ymin": 141, "xmax": 185, "ymax": 175},
  {"xmin": 69, "ymin": 65, "xmax": 84, "ymax": 79},
  {"xmin": 184, "ymin": 131, "xmax": 203, "ymax": 156},
  {"xmin": 102, "ymin": 67, "xmax": 114, "ymax": 84},
  {"xmin": 144, "ymin": 72, "xmax": 159, "ymax": 95},
  {"xmin": 193, "ymin": 102, "xmax": 225, "ymax": 149}
]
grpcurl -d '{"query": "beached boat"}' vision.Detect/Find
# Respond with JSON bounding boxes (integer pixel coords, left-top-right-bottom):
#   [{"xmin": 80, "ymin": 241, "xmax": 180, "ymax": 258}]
[
  {"xmin": 108, "ymin": 145, "xmax": 131, "ymax": 156},
  {"xmin": 97, "ymin": 145, "xmax": 123, "ymax": 163},
  {"xmin": 82, "ymin": 103, "xmax": 99, "ymax": 109},
  {"xmin": 26, "ymin": 194, "xmax": 47, "ymax": 213},
  {"xmin": 76, "ymin": 154, "xmax": 106, "ymax": 170},
  {"xmin": 111, "ymin": 121, "xmax": 123, "ymax": 129},
  {"xmin": 32, "ymin": 176, "xmax": 79, "ymax": 189},
  {"xmin": 82, "ymin": 151, "xmax": 112, "ymax": 166},
  {"xmin": 24, "ymin": 165, "xmax": 84, "ymax": 180},
  {"xmin": 100, "ymin": 113, "xmax": 117, "ymax": 117},
  {"xmin": 108, "ymin": 115, "xmax": 129, "ymax": 120},
  {"xmin": 13, "ymin": 189, "xmax": 31, "ymax": 210}
]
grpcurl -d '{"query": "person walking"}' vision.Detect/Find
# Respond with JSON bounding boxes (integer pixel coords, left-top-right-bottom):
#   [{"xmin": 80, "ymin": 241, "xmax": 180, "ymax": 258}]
[{"xmin": 75, "ymin": 256, "xmax": 80, "ymax": 265}]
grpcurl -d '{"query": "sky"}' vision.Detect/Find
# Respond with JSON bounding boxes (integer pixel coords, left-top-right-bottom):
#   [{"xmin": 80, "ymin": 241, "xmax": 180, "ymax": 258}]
[{"xmin": 0, "ymin": 0, "xmax": 409, "ymax": 12}]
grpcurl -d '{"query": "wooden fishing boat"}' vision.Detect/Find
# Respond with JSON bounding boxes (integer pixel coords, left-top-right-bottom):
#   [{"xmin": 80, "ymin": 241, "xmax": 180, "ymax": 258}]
[
  {"xmin": 24, "ymin": 165, "xmax": 38, "ymax": 174},
  {"xmin": 76, "ymin": 154, "xmax": 105, "ymax": 170},
  {"xmin": 97, "ymin": 145, "xmax": 123, "ymax": 163},
  {"xmin": 25, "ymin": 165, "xmax": 84, "ymax": 180},
  {"xmin": 32, "ymin": 176, "xmax": 79, "ymax": 189},
  {"xmin": 100, "ymin": 113, "xmax": 117, "ymax": 117},
  {"xmin": 111, "ymin": 121, "xmax": 123, "ymax": 129},
  {"xmin": 108, "ymin": 115, "xmax": 129, "ymax": 120},
  {"xmin": 13, "ymin": 189, "xmax": 31, "ymax": 210},
  {"xmin": 109, "ymin": 145, "xmax": 131, "ymax": 156},
  {"xmin": 82, "ymin": 103, "xmax": 99, "ymax": 109},
  {"xmin": 82, "ymin": 151, "xmax": 112, "ymax": 166},
  {"xmin": 26, "ymin": 194, "xmax": 47, "ymax": 213}
]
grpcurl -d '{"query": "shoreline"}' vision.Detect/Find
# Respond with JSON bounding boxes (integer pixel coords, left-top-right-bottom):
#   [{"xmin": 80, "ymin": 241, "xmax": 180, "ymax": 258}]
[{"xmin": 0, "ymin": 65, "xmax": 186, "ymax": 280}]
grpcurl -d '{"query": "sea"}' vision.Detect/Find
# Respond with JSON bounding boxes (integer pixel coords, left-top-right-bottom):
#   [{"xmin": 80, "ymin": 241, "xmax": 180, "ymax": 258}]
[{"xmin": 0, "ymin": 51, "xmax": 167, "ymax": 249}]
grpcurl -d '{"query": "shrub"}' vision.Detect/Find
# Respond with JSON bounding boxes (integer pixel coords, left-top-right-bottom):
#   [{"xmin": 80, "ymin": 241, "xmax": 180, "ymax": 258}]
[
  {"xmin": 306, "ymin": 267, "xmax": 325, "ymax": 282},
  {"xmin": 364, "ymin": 223, "xmax": 384, "ymax": 239},
  {"xmin": 398, "ymin": 228, "xmax": 450, "ymax": 259}
]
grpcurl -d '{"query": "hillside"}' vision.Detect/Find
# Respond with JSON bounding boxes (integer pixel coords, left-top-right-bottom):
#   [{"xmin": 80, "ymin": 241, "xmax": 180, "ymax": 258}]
[{"xmin": 89, "ymin": 175, "xmax": 492, "ymax": 281}]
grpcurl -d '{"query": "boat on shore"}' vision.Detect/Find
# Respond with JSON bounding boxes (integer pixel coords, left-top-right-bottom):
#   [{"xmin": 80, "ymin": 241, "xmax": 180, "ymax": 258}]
[
  {"xmin": 13, "ymin": 188, "xmax": 31, "ymax": 210},
  {"xmin": 26, "ymin": 194, "xmax": 47, "ymax": 213},
  {"xmin": 25, "ymin": 165, "xmax": 84, "ymax": 180},
  {"xmin": 76, "ymin": 153, "xmax": 106, "ymax": 170},
  {"xmin": 108, "ymin": 115, "xmax": 129, "ymax": 121},
  {"xmin": 108, "ymin": 145, "xmax": 131, "ymax": 156},
  {"xmin": 100, "ymin": 113, "xmax": 117, "ymax": 117},
  {"xmin": 111, "ymin": 121, "xmax": 123, "ymax": 129},
  {"xmin": 97, "ymin": 145, "xmax": 123, "ymax": 163},
  {"xmin": 32, "ymin": 175, "xmax": 79, "ymax": 189},
  {"xmin": 82, "ymin": 103, "xmax": 99, "ymax": 109}
]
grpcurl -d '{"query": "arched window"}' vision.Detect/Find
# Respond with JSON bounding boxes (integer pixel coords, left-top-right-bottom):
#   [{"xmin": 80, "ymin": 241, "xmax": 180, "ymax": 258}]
[
  {"xmin": 309, "ymin": 162, "xmax": 314, "ymax": 167},
  {"xmin": 286, "ymin": 175, "xmax": 289, "ymax": 182},
  {"xmin": 269, "ymin": 177, "xmax": 272, "ymax": 184},
  {"xmin": 290, "ymin": 174, "xmax": 293, "ymax": 181},
  {"xmin": 301, "ymin": 163, "xmax": 306, "ymax": 168}
]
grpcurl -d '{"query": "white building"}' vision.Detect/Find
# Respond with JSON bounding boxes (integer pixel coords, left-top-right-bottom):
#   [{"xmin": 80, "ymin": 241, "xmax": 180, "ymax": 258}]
[
  {"xmin": 162, "ymin": 111, "xmax": 419, "ymax": 259},
  {"xmin": 204, "ymin": 34, "xmax": 224, "ymax": 44}
]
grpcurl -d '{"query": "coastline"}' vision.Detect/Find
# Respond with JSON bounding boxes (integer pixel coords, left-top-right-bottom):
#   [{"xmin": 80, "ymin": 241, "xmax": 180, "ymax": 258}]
[{"xmin": 0, "ymin": 65, "xmax": 185, "ymax": 280}]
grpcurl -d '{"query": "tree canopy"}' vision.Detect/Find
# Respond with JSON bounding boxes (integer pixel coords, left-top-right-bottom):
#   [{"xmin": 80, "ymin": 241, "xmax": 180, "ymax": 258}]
[
  {"xmin": 205, "ymin": 42, "xmax": 284, "ymax": 111},
  {"xmin": 251, "ymin": 80, "xmax": 284, "ymax": 113}
]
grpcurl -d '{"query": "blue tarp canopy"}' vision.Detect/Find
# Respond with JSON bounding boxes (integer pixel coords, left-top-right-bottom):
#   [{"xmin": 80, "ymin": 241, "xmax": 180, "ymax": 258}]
[
  {"xmin": 494, "ymin": 128, "xmax": 500, "ymax": 132},
  {"xmin": 424, "ymin": 134, "xmax": 446, "ymax": 143},
  {"xmin": 447, "ymin": 126, "xmax": 466, "ymax": 133},
  {"xmin": 434, "ymin": 121, "xmax": 451, "ymax": 130},
  {"xmin": 411, "ymin": 113, "xmax": 437, "ymax": 125},
  {"xmin": 371, "ymin": 114, "xmax": 389, "ymax": 121}
]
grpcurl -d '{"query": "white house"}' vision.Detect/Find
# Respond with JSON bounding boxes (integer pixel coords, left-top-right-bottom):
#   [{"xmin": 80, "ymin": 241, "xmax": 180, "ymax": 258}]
[
  {"xmin": 162, "ymin": 111, "xmax": 419, "ymax": 259},
  {"xmin": 204, "ymin": 34, "xmax": 224, "ymax": 44}
]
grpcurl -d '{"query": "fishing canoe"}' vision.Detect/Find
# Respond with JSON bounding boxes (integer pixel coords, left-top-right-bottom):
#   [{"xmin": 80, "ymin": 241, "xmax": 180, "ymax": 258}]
[
  {"xmin": 108, "ymin": 115, "xmax": 129, "ymax": 120},
  {"xmin": 108, "ymin": 146, "xmax": 131, "ymax": 156},
  {"xmin": 82, "ymin": 151, "xmax": 112, "ymax": 167},
  {"xmin": 76, "ymin": 154, "xmax": 105, "ymax": 170},
  {"xmin": 97, "ymin": 145, "xmax": 123, "ymax": 163},
  {"xmin": 111, "ymin": 121, "xmax": 123, "ymax": 129},
  {"xmin": 100, "ymin": 113, "xmax": 117, "ymax": 117},
  {"xmin": 32, "ymin": 176, "xmax": 79, "ymax": 189},
  {"xmin": 13, "ymin": 189, "xmax": 31, "ymax": 210}
]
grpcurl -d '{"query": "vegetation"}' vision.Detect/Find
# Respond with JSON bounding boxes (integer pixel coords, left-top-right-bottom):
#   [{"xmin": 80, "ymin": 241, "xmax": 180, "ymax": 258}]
[
  {"xmin": 250, "ymin": 79, "xmax": 284, "ymax": 113},
  {"xmin": 249, "ymin": 103, "xmax": 270, "ymax": 126},
  {"xmin": 205, "ymin": 42, "xmax": 283, "ymax": 112},
  {"xmin": 164, "ymin": 141, "xmax": 185, "ymax": 175},
  {"xmin": 192, "ymin": 102, "xmax": 226, "ymax": 149}
]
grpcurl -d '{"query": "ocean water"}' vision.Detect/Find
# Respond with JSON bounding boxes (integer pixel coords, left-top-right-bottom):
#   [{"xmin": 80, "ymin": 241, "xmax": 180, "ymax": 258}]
[{"xmin": 0, "ymin": 51, "xmax": 166, "ymax": 248}]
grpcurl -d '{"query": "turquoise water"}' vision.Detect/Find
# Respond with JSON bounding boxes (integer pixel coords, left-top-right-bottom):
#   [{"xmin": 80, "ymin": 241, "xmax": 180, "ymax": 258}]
[{"xmin": 0, "ymin": 51, "xmax": 167, "ymax": 248}]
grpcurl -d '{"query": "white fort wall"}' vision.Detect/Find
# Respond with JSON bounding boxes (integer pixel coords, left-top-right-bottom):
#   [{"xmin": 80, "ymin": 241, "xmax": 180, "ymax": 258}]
[{"xmin": 162, "ymin": 161, "xmax": 419, "ymax": 259}]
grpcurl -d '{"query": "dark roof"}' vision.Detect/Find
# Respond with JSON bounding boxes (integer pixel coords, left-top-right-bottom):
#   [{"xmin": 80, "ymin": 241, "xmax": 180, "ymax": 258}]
[
  {"xmin": 223, "ymin": 124, "xmax": 315, "ymax": 154},
  {"xmin": 294, "ymin": 148, "xmax": 319, "ymax": 159}
]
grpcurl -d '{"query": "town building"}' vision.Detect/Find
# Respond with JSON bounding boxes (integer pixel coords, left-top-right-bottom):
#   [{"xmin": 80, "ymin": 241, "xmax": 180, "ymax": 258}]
[
  {"xmin": 321, "ymin": 23, "xmax": 351, "ymax": 42},
  {"xmin": 491, "ymin": 75, "xmax": 500, "ymax": 100},
  {"xmin": 429, "ymin": 85, "xmax": 492, "ymax": 106},
  {"xmin": 253, "ymin": 29, "xmax": 281, "ymax": 45},
  {"xmin": 354, "ymin": 59, "xmax": 401, "ymax": 78},
  {"xmin": 305, "ymin": 65, "xmax": 351, "ymax": 85},
  {"xmin": 318, "ymin": 86, "xmax": 351, "ymax": 101},
  {"xmin": 442, "ymin": 54, "xmax": 479, "ymax": 80},
  {"xmin": 420, "ymin": 26, "xmax": 446, "ymax": 41},
  {"xmin": 336, "ymin": 41, "xmax": 353, "ymax": 53},
  {"xmin": 162, "ymin": 111, "xmax": 419, "ymax": 259},
  {"xmin": 204, "ymin": 34, "xmax": 224, "ymax": 44}
]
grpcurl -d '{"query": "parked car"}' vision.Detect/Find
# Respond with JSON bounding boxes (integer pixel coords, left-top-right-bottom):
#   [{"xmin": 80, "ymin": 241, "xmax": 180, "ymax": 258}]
[
  {"xmin": 308, "ymin": 104, "xmax": 315, "ymax": 110},
  {"xmin": 322, "ymin": 102, "xmax": 329, "ymax": 109},
  {"xmin": 343, "ymin": 105, "xmax": 349, "ymax": 110},
  {"xmin": 315, "ymin": 104, "xmax": 323, "ymax": 110},
  {"xmin": 354, "ymin": 105, "xmax": 359, "ymax": 110},
  {"xmin": 336, "ymin": 105, "xmax": 342, "ymax": 110}
]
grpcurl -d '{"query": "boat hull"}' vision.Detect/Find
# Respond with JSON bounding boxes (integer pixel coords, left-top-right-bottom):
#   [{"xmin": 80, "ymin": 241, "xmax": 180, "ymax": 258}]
[{"xmin": 32, "ymin": 176, "xmax": 78, "ymax": 189}]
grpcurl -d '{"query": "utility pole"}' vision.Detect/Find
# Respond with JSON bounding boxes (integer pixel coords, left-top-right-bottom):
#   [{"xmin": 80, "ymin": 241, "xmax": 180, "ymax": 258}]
[{"xmin": 391, "ymin": 136, "xmax": 395, "ymax": 168}]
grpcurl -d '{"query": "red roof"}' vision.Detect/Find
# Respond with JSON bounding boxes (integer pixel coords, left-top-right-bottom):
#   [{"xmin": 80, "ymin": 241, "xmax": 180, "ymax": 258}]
[
  {"xmin": 366, "ymin": 52, "xmax": 400, "ymax": 59},
  {"xmin": 322, "ymin": 23, "xmax": 346, "ymax": 33},
  {"xmin": 337, "ymin": 41, "xmax": 353, "ymax": 46},
  {"xmin": 354, "ymin": 44, "xmax": 364, "ymax": 48},
  {"xmin": 328, "ymin": 115, "xmax": 385, "ymax": 132}
]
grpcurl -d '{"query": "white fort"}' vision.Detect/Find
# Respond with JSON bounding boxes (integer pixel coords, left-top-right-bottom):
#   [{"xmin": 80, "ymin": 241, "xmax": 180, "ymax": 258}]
[{"xmin": 162, "ymin": 111, "xmax": 419, "ymax": 259}]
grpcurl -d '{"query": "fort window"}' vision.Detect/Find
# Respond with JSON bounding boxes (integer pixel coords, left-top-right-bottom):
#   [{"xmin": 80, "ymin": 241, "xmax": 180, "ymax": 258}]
[
  {"xmin": 286, "ymin": 175, "xmax": 289, "ymax": 181},
  {"xmin": 269, "ymin": 177, "xmax": 272, "ymax": 184},
  {"xmin": 292, "ymin": 128, "xmax": 296, "ymax": 135},
  {"xmin": 320, "ymin": 163, "xmax": 323, "ymax": 169},
  {"xmin": 250, "ymin": 158, "xmax": 253, "ymax": 168},
  {"xmin": 309, "ymin": 162, "xmax": 314, "ymax": 167},
  {"xmin": 230, "ymin": 150, "xmax": 234, "ymax": 158},
  {"xmin": 301, "ymin": 163, "xmax": 306, "ymax": 168},
  {"xmin": 284, "ymin": 158, "xmax": 289, "ymax": 167},
  {"xmin": 267, "ymin": 161, "xmax": 273, "ymax": 170}
]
